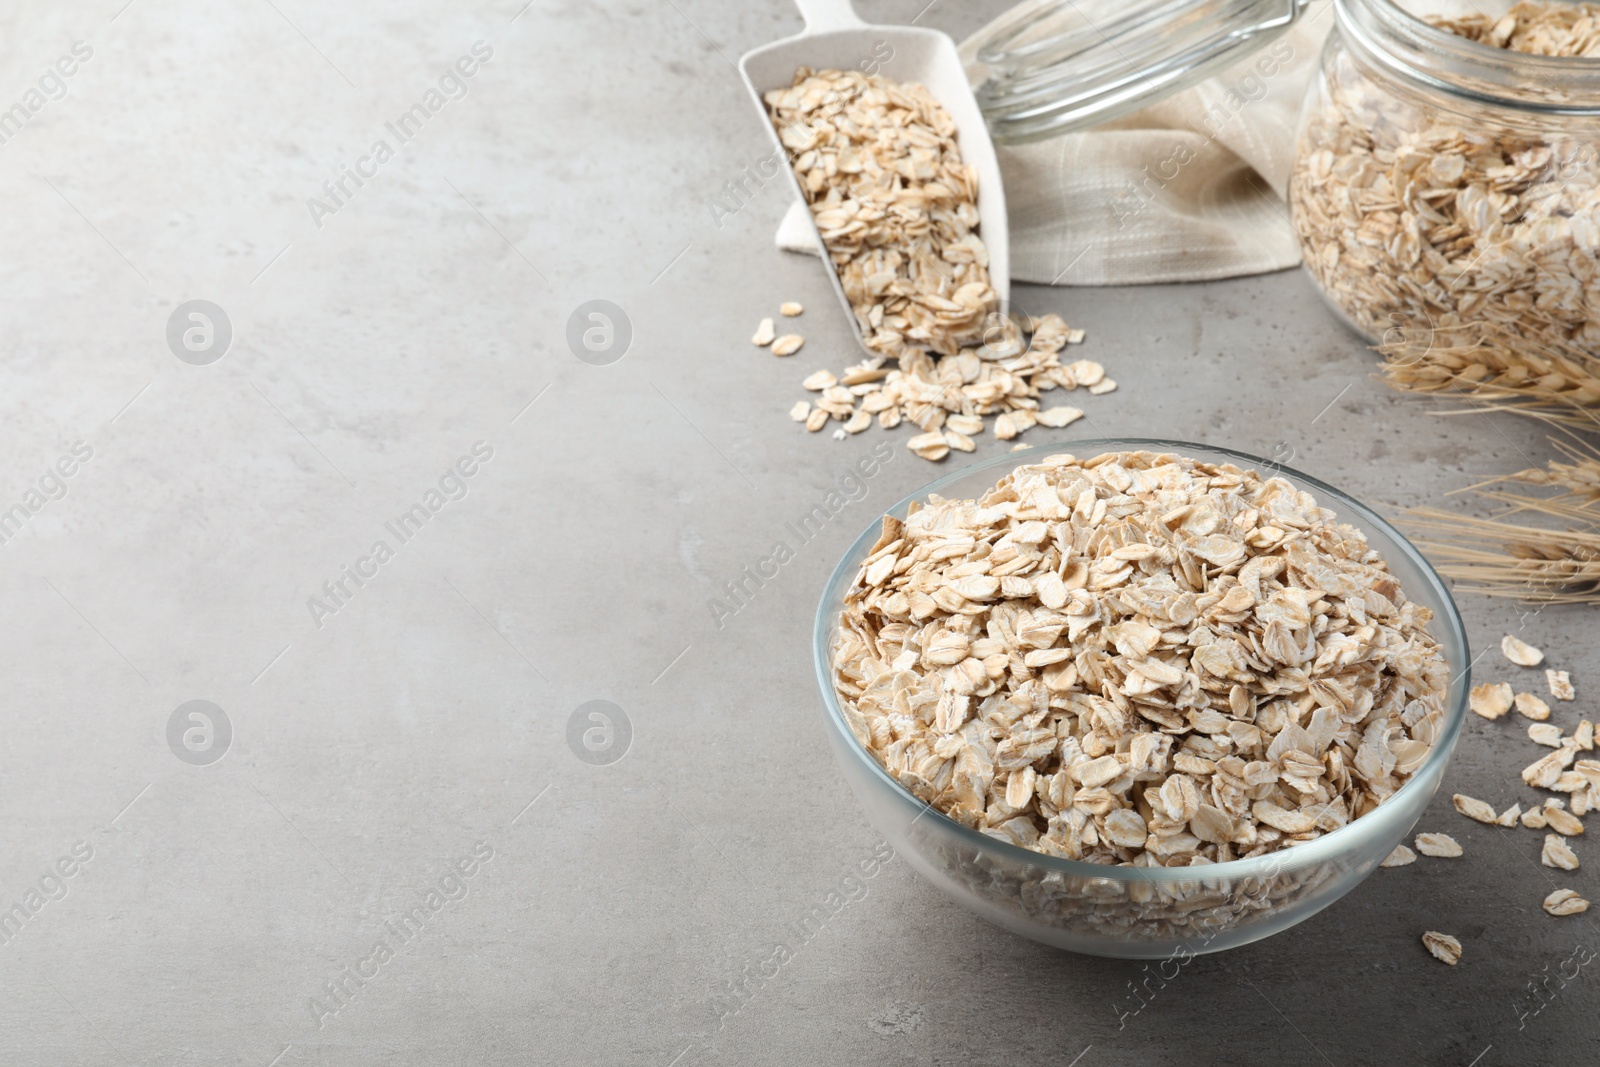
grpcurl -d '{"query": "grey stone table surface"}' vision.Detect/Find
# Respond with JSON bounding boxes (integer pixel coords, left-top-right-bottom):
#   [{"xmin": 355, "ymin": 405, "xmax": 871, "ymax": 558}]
[{"xmin": 0, "ymin": 0, "xmax": 1594, "ymax": 1064}]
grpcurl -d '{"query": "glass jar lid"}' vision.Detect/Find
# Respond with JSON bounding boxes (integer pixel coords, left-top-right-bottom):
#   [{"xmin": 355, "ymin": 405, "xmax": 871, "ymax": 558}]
[{"xmin": 972, "ymin": 0, "xmax": 1311, "ymax": 144}]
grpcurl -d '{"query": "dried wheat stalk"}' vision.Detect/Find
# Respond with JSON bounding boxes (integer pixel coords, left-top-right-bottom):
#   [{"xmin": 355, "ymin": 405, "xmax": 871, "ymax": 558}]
[
  {"xmin": 1511, "ymin": 438, "xmax": 1600, "ymax": 504},
  {"xmin": 1378, "ymin": 322, "xmax": 1600, "ymax": 424},
  {"xmin": 1406, "ymin": 438, "xmax": 1600, "ymax": 603}
]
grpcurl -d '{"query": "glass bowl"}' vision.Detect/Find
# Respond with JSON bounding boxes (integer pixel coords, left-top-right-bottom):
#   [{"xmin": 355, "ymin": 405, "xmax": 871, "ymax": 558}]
[{"xmin": 812, "ymin": 439, "xmax": 1470, "ymax": 958}]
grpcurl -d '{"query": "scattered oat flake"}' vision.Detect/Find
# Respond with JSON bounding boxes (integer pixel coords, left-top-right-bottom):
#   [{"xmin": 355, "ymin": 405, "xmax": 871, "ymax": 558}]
[
  {"xmin": 1523, "ymin": 807, "xmax": 1549, "ymax": 829},
  {"xmin": 1515, "ymin": 692, "xmax": 1550, "ymax": 721},
  {"xmin": 1542, "ymin": 834, "xmax": 1579, "ymax": 870},
  {"xmin": 1035, "ymin": 406, "xmax": 1083, "ymax": 429},
  {"xmin": 1452, "ymin": 794, "xmax": 1498, "ymax": 825},
  {"xmin": 1066, "ymin": 359, "xmax": 1104, "ymax": 386},
  {"xmin": 1422, "ymin": 931, "xmax": 1462, "ymax": 965},
  {"xmin": 1529, "ymin": 722, "xmax": 1564, "ymax": 747},
  {"xmin": 1381, "ymin": 844, "xmax": 1417, "ymax": 867},
  {"xmin": 1553, "ymin": 771, "xmax": 1588, "ymax": 793},
  {"xmin": 1548, "ymin": 669, "xmax": 1575, "ymax": 701},
  {"xmin": 1501, "ymin": 634, "xmax": 1545, "ymax": 666},
  {"xmin": 1415, "ymin": 833, "xmax": 1463, "ymax": 857},
  {"xmin": 780, "ymin": 301, "xmax": 804, "ymax": 316},
  {"xmin": 752, "ymin": 317, "xmax": 776, "ymax": 346},
  {"xmin": 1543, "ymin": 889, "xmax": 1590, "ymax": 917},
  {"xmin": 1469, "ymin": 682, "xmax": 1514, "ymax": 720},
  {"xmin": 1577, "ymin": 720, "xmax": 1595, "ymax": 751},
  {"xmin": 1545, "ymin": 805, "xmax": 1584, "ymax": 836},
  {"xmin": 805, "ymin": 407, "xmax": 829, "ymax": 432},
  {"xmin": 771, "ymin": 334, "xmax": 805, "ymax": 357},
  {"xmin": 943, "ymin": 429, "xmax": 975, "ymax": 453},
  {"xmin": 906, "ymin": 432, "xmax": 949, "ymax": 462},
  {"xmin": 844, "ymin": 410, "xmax": 872, "ymax": 434},
  {"xmin": 802, "ymin": 370, "xmax": 836, "ymax": 391},
  {"xmin": 1496, "ymin": 802, "xmax": 1521, "ymax": 827},
  {"xmin": 1523, "ymin": 745, "xmax": 1576, "ymax": 789},
  {"xmin": 1088, "ymin": 378, "xmax": 1117, "ymax": 396}
]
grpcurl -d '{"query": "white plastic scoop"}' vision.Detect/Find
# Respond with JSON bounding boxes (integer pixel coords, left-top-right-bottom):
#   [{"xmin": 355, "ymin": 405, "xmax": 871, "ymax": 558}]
[{"xmin": 738, "ymin": 0, "xmax": 1010, "ymax": 358}]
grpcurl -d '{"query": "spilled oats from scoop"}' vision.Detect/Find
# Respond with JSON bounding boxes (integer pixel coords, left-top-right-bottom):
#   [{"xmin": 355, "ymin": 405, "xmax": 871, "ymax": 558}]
[
  {"xmin": 765, "ymin": 69, "xmax": 1107, "ymax": 459},
  {"xmin": 829, "ymin": 450, "xmax": 1450, "ymax": 865}
]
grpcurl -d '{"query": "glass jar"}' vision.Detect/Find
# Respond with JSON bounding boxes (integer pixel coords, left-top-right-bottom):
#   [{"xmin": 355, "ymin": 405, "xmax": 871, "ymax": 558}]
[{"xmin": 1288, "ymin": 0, "xmax": 1600, "ymax": 357}]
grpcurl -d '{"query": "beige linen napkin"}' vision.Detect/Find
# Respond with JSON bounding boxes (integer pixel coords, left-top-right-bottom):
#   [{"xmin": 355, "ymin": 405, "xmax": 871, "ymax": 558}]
[{"xmin": 776, "ymin": 2, "xmax": 1333, "ymax": 285}]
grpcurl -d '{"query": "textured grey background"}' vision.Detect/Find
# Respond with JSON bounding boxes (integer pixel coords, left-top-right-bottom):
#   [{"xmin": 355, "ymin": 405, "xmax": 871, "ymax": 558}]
[{"xmin": 0, "ymin": 1, "xmax": 1594, "ymax": 1064}]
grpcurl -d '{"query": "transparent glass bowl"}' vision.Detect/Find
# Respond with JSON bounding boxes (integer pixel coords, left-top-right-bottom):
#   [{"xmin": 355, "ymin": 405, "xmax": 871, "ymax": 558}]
[{"xmin": 812, "ymin": 440, "xmax": 1470, "ymax": 958}]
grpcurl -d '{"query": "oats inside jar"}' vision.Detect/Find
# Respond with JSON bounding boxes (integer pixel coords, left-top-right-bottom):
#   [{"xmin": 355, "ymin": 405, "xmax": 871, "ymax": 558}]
[
  {"xmin": 830, "ymin": 450, "xmax": 1451, "ymax": 866},
  {"xmin": 1288, "ymin": 0, "xmax": 1600, "ymax": 357}
]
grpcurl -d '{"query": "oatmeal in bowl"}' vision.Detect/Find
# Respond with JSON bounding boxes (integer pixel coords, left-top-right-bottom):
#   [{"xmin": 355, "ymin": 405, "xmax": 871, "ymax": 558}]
[{"xmin": 815, "ymin": 442, "xmax": 1469, "ymax": 956}]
